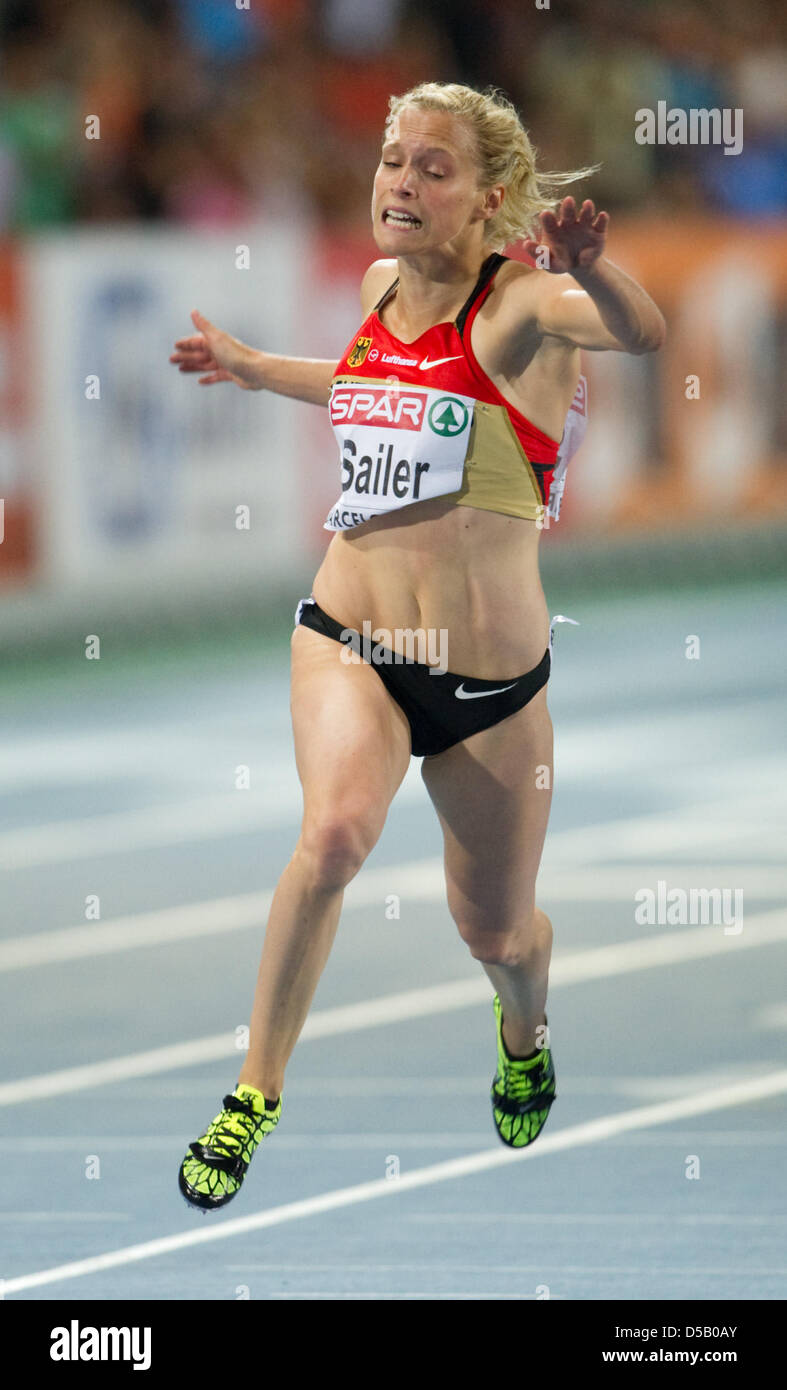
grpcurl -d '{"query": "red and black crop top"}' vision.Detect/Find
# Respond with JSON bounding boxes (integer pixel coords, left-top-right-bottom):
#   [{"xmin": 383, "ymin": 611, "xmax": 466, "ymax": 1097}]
[{"xmin": 324, "ymin": 252, "xmax": 586, "ymax": 532}]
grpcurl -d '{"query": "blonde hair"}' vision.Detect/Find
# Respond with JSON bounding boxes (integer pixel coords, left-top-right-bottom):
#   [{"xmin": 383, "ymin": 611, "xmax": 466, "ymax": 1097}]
[{"xmin": 385, "ymin": 82, "xmax": 601, "ymax": 250}]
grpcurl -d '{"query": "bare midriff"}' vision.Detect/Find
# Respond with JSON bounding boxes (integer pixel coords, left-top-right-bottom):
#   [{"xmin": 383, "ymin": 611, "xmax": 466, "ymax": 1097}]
[{"xmin": 312, "ymin": 500, "xmax": 548, "ymax": 680}]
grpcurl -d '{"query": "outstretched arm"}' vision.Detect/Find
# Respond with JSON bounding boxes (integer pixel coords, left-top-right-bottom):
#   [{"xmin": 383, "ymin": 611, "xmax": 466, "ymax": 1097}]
[
  {"xmin": 170, "ymin": 310, "xmax": 339, "ymax": 405},
  {"xmin": 524, "ymin": 198, "xmax": 666, "ymax": 354}
]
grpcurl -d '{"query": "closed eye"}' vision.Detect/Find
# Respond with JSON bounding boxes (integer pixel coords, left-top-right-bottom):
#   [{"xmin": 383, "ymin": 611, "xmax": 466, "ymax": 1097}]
[{"xmin": 383, "ymin": 161, "xmax": 444, "ymax": 177}]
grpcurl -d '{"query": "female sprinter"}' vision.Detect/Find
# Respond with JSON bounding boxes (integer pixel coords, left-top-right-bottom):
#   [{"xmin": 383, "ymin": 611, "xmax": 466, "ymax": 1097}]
[{"xmin": 169, "ymin": 82, "xmax": 665, "ymax": 1211}]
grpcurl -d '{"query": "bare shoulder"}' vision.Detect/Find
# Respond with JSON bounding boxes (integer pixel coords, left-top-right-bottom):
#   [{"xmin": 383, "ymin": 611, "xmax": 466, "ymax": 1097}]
[
  {"xmin": 483, "ymin": 259, "xmax": 588, "ymax": 356},
  {"xmin": 360, "ymin": 259, "xmax": 398, "ymax": 316},
  {"xmin": 493, "ymin": 258, "xmax": 573, "ymax": 320}
]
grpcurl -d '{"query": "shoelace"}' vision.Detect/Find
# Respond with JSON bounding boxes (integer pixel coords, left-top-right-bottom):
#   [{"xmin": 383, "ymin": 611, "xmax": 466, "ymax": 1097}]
[
  {"xmin": 503, "ymin": 1055, "xmax": 549, "ymax": 1103},
  {"xmin": 203, "ymin": 1097, "xmax": 261, "ymax": 1159}
]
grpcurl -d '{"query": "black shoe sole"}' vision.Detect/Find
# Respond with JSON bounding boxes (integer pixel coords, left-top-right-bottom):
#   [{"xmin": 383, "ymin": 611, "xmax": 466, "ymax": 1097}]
[
  {"xmin": 491, "ymin": 1093, "xmax": 556, "ymax": 1148},
  {"xmin": 178, "ymin": 1165, "xmax": 241, "ymax": 1212}
]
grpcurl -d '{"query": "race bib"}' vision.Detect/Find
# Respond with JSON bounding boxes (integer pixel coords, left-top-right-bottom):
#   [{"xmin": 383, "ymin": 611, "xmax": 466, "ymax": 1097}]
[{"xmin": 324, "ymin": 381, "xmax": 476, "ymax": 531}]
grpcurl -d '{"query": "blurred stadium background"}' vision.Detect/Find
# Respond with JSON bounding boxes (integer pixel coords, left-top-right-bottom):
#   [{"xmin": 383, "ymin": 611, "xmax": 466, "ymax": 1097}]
[{"xmin": 0, "ymin": 0, "xmax": 785, "ymax": 654}]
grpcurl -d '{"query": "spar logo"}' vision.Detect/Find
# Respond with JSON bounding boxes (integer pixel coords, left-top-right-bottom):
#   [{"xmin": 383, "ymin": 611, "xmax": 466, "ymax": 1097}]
[
  {"xmin": 330, "ymin": 386, "xmax": 426, "ymax": 431},
  {"xmin": 428, "ymin": 396, "xmax": 469, "ymax": 436}
]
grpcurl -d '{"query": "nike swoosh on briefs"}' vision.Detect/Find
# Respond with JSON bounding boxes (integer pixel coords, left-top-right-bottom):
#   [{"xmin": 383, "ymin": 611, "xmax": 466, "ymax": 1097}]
[
  {"xmin": 454, "ymin": 681, "xmax": 519, "ymax": 700},
  {"xmin": 418, "ymin": 355, "xmax": 463, "ymax": 370}
]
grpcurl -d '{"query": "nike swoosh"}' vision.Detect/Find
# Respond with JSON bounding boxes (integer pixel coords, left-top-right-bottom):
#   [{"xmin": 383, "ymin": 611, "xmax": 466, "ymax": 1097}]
[
  {"xmin": 454, "ymin": 681, "xmax": 519, "ymax": 700},
  {"xmin": 418, "ymin": 355, "xmax": 463, "ymax": 370}
]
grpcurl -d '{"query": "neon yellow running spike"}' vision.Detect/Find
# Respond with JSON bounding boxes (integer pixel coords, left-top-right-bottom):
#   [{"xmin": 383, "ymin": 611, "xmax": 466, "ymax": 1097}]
[
  {"xmin": 490, "ymin": 995, "xmax": 556, "ymax": 1148},
  {"xmin": 178, "ymin": 1084, "xmax": 282, "ymax": 1212}
]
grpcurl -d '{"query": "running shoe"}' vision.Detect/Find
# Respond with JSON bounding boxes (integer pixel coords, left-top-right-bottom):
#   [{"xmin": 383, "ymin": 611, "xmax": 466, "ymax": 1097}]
[
  {"xmin": 178, "ymin": 1084, "xmax": 282, "ymax": 1211},
  {"xmin": 491, "ymin": 995, "xmax": 556, "ymax": 1147}
]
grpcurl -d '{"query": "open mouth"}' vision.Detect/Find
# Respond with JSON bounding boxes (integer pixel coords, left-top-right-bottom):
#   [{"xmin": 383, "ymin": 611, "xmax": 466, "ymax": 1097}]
[{"xmin": 382, "ymin": 210, "xmax": 422, "ymax": 229}]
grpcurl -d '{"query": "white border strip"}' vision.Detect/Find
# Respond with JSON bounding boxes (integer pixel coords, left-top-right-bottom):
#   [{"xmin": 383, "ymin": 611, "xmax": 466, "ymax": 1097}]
[
  {"xmin": 4, "ymin": 1068, "xmax": 786, "ymax": 1296},
  {"xmin": 1, "ymin": 908, "xmax": 785, "ymax": 1108}
]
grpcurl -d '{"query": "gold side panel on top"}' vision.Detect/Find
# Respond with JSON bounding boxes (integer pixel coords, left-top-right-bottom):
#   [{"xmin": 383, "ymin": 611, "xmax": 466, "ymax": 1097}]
[{"xmin": 449, "ymin": 403, "xmax": 544, "ymax": 520}]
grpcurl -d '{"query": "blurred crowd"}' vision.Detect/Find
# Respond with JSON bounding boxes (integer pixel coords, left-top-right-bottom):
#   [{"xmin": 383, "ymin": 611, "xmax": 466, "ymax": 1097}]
[{"xmin": 0, "ymin": 0, "xmax": 784, "ymax": 237}]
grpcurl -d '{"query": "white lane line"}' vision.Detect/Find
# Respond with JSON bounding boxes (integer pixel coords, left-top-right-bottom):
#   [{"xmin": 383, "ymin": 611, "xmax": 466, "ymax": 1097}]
[
  {"xmin": 0, "ymin": 859, "xmax": 443, "ymax": 971},
  {"xmin": 0, "ymin": 890, "xmax": 278, "ymax": 971},
  {"xmin": 3, "ymin": 1068, "xmax": 786, "ymax": 1296},
  {"xmin": 3, "ymin": 861, "xmax": 785, "ymax": 973},
  {"xmin": 1, "ymin": 908, "xmax": 785, "ymax": 1107},
  {"xmin": 0, "ymin": 980, "xmax": 486, "ymax": 1108},
  {"xmin": 549, "ymin": 794, "xmax": 787, "ymax": 862},
  {"xmin": 0, "ymin": 731, "xmax": 295, "ymax": 792},
  {"xmin": 536, "ymin": 865, "xmax": 787, "ymax": 900},
  {"xmin": 0, "ymin": 794, "xmax": 299, "ymax": 871},
  {"xmin": 0, "ymin": 767, "xmax": 425, "ymax": 871},
  {"xmin": 544, "ymin": 908, "xmax": 787, "ymax": 986},
  {"xmin": 1, "ymin": 698, "xmax": 777, "ymax": 796},
  {"xmin": 2, "ymin": 777, "xmax": 784, "ymax": 870}
]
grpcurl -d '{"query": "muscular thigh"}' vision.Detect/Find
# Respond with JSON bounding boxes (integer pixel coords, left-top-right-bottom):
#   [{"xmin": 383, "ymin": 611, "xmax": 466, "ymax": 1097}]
[
  {"xmin": 420, "ymin": 687, "xmax": 554, "ymax": 925},
  {"xmin": 290, "ymin": 624, "xmax": 411, "ymax": 824}
]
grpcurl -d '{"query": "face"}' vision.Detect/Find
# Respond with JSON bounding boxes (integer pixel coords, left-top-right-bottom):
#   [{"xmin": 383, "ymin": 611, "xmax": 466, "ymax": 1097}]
[{"xmin": 371, "ymin": 107, "xmax": 501, "ymax": 256}]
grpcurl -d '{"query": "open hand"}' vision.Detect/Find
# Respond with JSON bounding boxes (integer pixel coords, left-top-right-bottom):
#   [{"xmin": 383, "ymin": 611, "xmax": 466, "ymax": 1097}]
[
  {"xmin": 523, "ymin": 197, "xmax": 609, "ymax": 274},
  {"xmin": 169, "ymin": 310, "xmax": 260, "ymax": 389}
]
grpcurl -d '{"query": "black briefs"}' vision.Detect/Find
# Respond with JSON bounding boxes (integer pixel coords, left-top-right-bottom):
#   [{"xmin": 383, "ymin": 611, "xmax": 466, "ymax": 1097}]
[{"xmin": 294, "ymin": 596, "xmax": 551, "ymax": 758}]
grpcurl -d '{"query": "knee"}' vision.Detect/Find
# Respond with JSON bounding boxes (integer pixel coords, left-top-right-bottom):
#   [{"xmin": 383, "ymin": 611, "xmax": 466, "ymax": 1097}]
[
  {"xmin": 460, "ymin": 905, "xmax": 553, "ymax": 967},
  {"xmin": 298, "ymin": 807, "xmax": 382, "ymax": 890}
]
